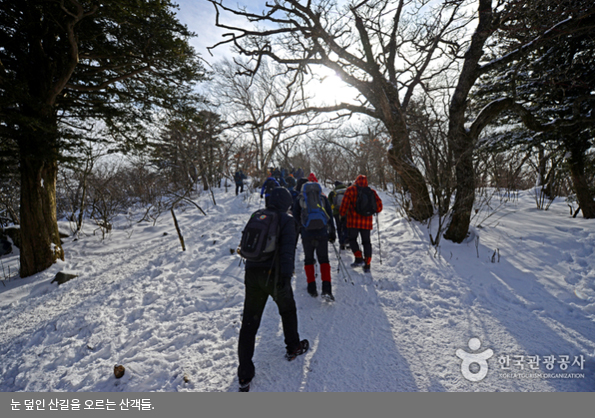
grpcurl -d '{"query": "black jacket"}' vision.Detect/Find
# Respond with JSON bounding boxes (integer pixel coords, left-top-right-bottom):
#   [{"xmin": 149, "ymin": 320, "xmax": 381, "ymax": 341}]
[{"xmin": 245, "ymin": 188, "xmax": 297, "ymax": 278}]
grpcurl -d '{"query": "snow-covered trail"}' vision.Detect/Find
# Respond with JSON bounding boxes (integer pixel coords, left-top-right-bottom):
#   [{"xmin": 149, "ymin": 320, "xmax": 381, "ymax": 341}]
[{"xmin": 0, "ymin": 187, "xmax": 593, "ymax": 392}]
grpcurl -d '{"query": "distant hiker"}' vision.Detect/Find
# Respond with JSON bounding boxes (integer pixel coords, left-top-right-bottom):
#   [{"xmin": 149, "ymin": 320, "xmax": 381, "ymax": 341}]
[
  {"xmin": 292, "ymin": 177, "xmax": 309, "ymax": 210},
  {"xmin": 328, "ymin": 180, "xmax": 348, "ymax": 250},
  {"xmin": 293, "ymin": 173, "xmax": 337, "ymax": 301},
  {"xmin": 295, "ymin": 167, "xmax": 305, "ymax": 179},
  {"xmin": 238, "ymin": 187, "xmax": 309, "ymax": 392},
  {"xmin": 272, "ymin": 167, "xmax": 286, "ymax": 187},
  {"xmin": 339, "ymin": 175, "xmax": 383, "ymax": 273},
  {"xmin": 260, "ymin": 176, "xmax": 280, "ymax": 206},
  {"xmin": 234, "ymin": 170, "xmax": 247, "ymax": 196},
  {"xmin": 285, "ymin": 174, "xmax": 297, "ymax": 192}
]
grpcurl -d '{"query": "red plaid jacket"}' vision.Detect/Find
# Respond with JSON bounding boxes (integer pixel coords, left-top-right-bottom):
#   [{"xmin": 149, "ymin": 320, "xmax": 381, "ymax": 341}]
[{"xmin": 339, "ymin": 175, "xmax": 383, "ymax": 230}]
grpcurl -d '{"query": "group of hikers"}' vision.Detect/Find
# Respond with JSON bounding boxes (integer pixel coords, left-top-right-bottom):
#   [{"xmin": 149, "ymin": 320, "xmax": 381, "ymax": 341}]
[
  {"xmin": 235, "ymin": 167, "xmax": 383, "ymax": 392},
  {"xmin": 233, "ymin": 166, "xmax": 306, "ymax": 196}
]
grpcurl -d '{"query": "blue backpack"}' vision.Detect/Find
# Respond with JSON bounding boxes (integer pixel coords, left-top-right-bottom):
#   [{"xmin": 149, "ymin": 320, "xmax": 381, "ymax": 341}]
[{"xmin": 298, "ymin": 182, "xmax": 329, "ymax": 230}]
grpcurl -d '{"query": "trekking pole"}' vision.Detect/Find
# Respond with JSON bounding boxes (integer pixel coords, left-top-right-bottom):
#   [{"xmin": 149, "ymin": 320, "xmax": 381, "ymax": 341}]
[
  {"xmin": 330, "ymin": 242, "xmax": 346, "ymax": 282},
  {"xmin": 376, "ymin": 214, "xmax": 382, "ymax": 264},
  {"xmin": 332, "ymin": 241, "xmax": 354, "ymax": 284}
]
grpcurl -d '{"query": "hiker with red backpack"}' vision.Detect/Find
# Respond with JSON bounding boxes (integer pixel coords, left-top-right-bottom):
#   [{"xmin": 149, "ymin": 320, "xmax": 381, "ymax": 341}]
[
  {"xmin": 292, "ymin": 173, "xmax": 337, "ymax": 301},
  {"xmin": 339, "ymin": 175, "xmax": 383, "ymax": 273}
]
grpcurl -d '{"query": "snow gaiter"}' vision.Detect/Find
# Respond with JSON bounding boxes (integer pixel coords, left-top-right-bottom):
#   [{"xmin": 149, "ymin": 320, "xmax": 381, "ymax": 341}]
[
  {"xmin": 304, "ymin": 264, "xmax": 316, "ymax": 284},
  {"xmin": 320, "ymin": 263, "xmax": 332, "ymax": 283}
]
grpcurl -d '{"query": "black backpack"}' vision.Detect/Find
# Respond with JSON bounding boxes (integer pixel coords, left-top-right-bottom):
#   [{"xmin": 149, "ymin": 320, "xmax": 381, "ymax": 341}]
[
  {"xmin": 331, "ymin": 187, "xmax": 346, "ymax": 216},
  {"xmin": 355, "ymin": 186, "xmax": 377, "ymax": 216},
  {"xmin": 239, "ymin": 209, "xmax": 280, "ymax": 262}
]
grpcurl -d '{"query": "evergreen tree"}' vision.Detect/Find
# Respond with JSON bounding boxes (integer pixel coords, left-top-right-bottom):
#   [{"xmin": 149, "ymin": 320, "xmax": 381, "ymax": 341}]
[
  {"xmin": 473, "ymin": 0, "xmax": 595, "ymax": 216},
  {"xmin": 0, "ymin": 0, "xmax": 206, "ymax": 276}
]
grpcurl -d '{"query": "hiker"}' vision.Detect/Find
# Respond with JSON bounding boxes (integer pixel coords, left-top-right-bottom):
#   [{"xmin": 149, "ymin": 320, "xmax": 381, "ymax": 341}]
[
  {"xmin": 285, "ymin": 174, "xmax": 297, "ymax": 192},
  {"xmin": 339, "ymin": 174, "xmax": 383, "ymax": 273},
  {"xmin": 234, "ymin": 169, "xmax": 247, "ymax": 196},
  {"xmin": 238, "ymin": 187, "xmax": 309, "ymax": 392},
  {"xmin": 272, "ymin": 167, "xmax": 286, "ymax": 187},
  {"xmin": 293, "ymin": 173, "xmax": 337, "ymax": 301},
  {"xmin": 260, "ymin": 176, "xmax": 280, "ymax": 206},
  {"xmin": 292, "ymin": 177, "xmax": 309, "ymax": 209},
  {"xmin": 328, "ymin": 180, "xmax": 349, "ymax": 250}
]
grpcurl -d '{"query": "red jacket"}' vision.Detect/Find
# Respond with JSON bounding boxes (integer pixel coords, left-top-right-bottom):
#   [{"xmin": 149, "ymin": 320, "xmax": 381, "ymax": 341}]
[{"xmin": 339, "ymin": 175, "xmax": 383, "ymax": 230}]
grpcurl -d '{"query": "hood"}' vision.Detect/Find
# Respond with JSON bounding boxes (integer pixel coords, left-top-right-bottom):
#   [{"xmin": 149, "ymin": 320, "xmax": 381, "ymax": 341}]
[
  {"xmin": 334, "ymin": 181, "xmax": 346, "ymax": 190},
  {"xmin": 307, "ymin": 173, "xmax": 318, "ymax": 183},
  {"xmin": 355, "ymin": 175, "xmax": 368, "ymax": 188},
  {"xmin": 267, "ymin": 187, "xmax": 293, "ymax": 212},
  {"xmin": 296, "ymin": 177, "xmax": 309, "ymax": 193}
]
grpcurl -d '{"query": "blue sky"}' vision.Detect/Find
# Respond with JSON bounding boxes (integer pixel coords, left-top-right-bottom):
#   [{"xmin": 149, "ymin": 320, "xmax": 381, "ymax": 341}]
[
  {"xmin": 174, "ymin": 0, "xmax": 359, "ymax": 105},
  {"xmin": 175, "ymin": 0, "xmax": 268, "ymax": 64}
]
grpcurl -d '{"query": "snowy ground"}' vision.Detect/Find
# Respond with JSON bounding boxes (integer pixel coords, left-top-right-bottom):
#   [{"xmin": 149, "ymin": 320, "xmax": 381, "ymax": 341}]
[{"xmin": 0, "ymin": 185, "xmax": 594, "ymax": 392}]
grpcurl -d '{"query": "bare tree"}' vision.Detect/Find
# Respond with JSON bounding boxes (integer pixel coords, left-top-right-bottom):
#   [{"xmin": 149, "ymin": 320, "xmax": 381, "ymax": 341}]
[
  {"xmin": 210, "ymin": 58, "xmax": 325, "ymax": 180},
  {"xmin": 209, "ymin": 0, "xmax": 595, "ymax": 242},
  {"xmin": 207, "ymin": 0, "xmax": 473, "ymax": 220}
]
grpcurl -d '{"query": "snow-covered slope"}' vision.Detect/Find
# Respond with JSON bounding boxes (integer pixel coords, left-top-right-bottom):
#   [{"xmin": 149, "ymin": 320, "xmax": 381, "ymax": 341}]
[{"xmin": 0, "ymin": 187, "xmax": 593, "ymax": 392}]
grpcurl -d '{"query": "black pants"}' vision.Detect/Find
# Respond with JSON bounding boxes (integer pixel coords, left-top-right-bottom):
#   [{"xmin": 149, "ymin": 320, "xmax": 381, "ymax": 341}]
[
  {"xmin": 334, "ymin": 215, "xmax": 348, "ymax": 246},
  {"xmin": 238, "ymin": 268, "xmax": 300, "ymax": 382},
  {"xmin": 301, "ymin": 233, "xmax": 330, "ymax": 266},
  {"xmin": 348, "ymin": 228, "xmax": 372, "ymax": 259},
  {"xmin": 235, "ymin": 183, "xmax": 244, "ymax": 195}
]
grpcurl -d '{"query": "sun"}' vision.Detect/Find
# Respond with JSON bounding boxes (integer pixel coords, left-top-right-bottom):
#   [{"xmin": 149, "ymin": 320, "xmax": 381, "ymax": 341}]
[{"xmin": 307, "ymin": 67, "xmax": 358, "ymax": 106}]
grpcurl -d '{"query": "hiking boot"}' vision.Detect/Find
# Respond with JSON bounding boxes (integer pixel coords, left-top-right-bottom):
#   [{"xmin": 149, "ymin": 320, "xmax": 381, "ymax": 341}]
[
  {"xmin": 351, "ymin": 258, "xmax": 365, "ymax": 268},
  {"xmin": 286, "ymin": 339, "xmax": 309, "ymax": 361},
  {"xmin": 238, "ymin": 378, "xmax": 251, "ymax": 392},
  {"xmin": 363, "ymin": 264, "xmax": 371, "ymax": 273},
  {"xmin": 321, "ymin": 281, "xmax": 335, "ymax": 302},
  {"xmin": 307, "ymin": 282, "xmax": 318, "ymax": 297}
]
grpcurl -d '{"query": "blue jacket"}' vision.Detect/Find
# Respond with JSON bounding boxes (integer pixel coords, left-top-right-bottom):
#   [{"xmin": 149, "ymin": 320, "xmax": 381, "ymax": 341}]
[
  {"xmin": 260, "ymin": 177, "xmax": 280, "ymax": 198},
  {"xmin": 246, "ymin": 188, "xmax": 297, "ymax": 278}
]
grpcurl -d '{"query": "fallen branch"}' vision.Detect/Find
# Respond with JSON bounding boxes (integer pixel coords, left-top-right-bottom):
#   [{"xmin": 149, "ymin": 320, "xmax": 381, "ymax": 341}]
[{"xmin": 171, "ymin": 208, "xmax": 186, "ymax": 251}]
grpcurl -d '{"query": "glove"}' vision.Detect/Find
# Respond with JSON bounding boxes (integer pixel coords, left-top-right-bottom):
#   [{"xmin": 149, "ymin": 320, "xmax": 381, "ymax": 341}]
[
  {"xmin": 260, "ymin": 194, "xmax": 263, "ymax": 199},
  {"xmin": 328, "ymin": 232, "xmax": 336, "ymax": 243}
]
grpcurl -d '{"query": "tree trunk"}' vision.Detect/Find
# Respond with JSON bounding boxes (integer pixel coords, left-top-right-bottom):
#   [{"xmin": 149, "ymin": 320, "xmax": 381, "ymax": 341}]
[
  {"xmin": 442, "ymin": 0, "xmax": 495, "ymax": 243},
  {"xmin": 567, "ymin": 144, "xmax": 595, "ymax": 218},
  {"xmin": 385, "ymin": 112, "xmax": 433, "ymax": 221},
  {"xmin": 19, "ymin": 156, "xmax": 64, "ymax": 277},
  {"xmin": 388, "ymin": 147, "xmax": 434, "ymax": 221},
  {"xmin": 443, "ymin": 131, "xmax": 475, "ymax": 243}
]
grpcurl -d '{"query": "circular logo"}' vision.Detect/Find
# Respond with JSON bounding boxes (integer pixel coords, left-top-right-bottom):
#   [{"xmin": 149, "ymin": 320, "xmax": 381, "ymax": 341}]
[{"xmin": 456, "ymin": 338, "xmax": 494, "ymax": 382}]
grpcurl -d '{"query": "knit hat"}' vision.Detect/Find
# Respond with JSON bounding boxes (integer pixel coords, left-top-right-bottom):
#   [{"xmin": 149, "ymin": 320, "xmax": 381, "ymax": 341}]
[{"xmin": 308, "ymin": 173, "xmax": 318, "ymax": 183}]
